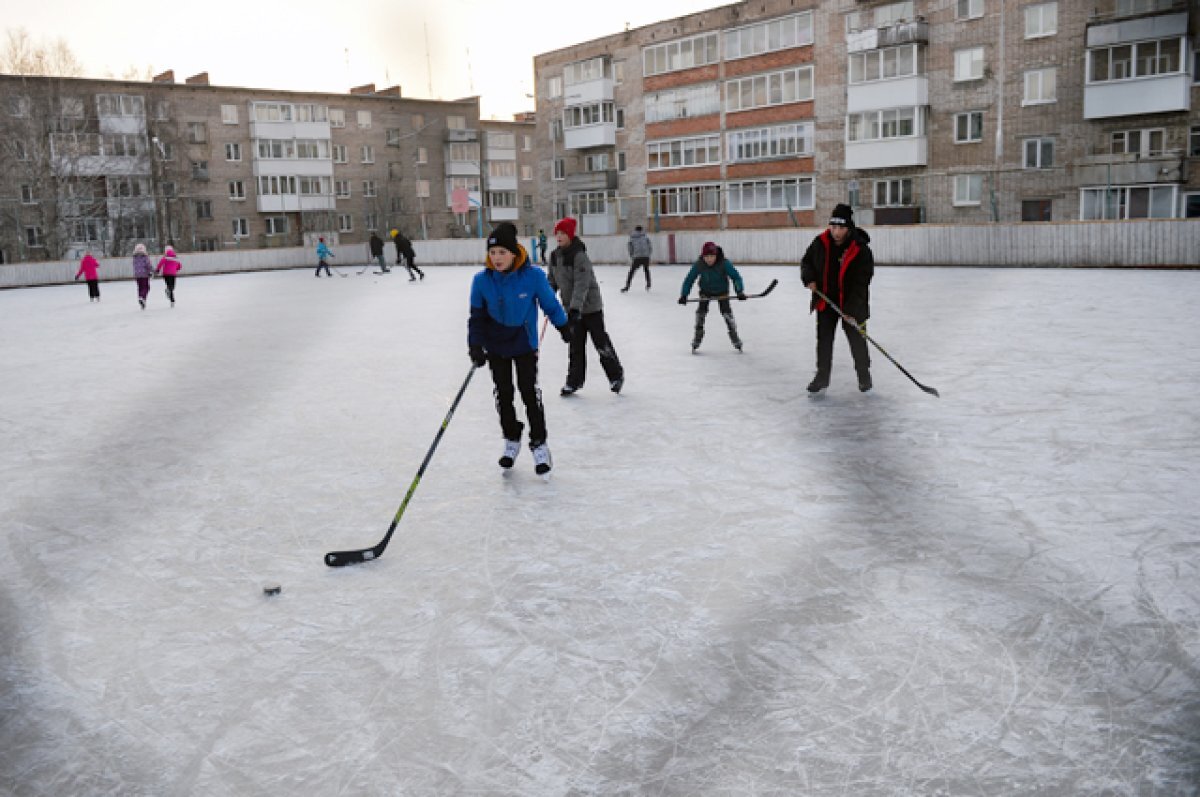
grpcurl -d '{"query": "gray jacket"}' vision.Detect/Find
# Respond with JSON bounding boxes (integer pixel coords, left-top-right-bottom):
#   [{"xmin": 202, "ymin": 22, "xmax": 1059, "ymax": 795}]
[
  {"xmin": 627, "ymin": 229, "xmax": 652, "ymax": 259},
  {"xmin": 548, "ymin": 239, "xmax": 604, "ymax": 315}
]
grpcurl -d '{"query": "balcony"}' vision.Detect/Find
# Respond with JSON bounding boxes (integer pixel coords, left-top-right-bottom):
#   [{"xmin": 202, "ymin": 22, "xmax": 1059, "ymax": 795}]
[
  {"xmin": 1088, "ymin": 0, "xmax": 1187, "ymax": 25},
  {"xmin": 255, "ymin": 194, "xmax": 335, "ymax": 213},
  {"xmin": 563, "ymin": 76, "xmax": 614, "ymax": 106},
  {"xmin": 1083, "ymin": 73, "xmax": 1191, "ymax": 118},
  {"xmin": 845, "ymin": 137, "xmax": 928, "ymax": 170},
  {"xmin": 564, "ymin": 123, "xmax": 617, "ymax": 150},
  {"xmin": 446, "ymin": 128, "xmax": 479, "ymax": 142},
  {"xmin": 445, "ymin": 160, "xmax": 481, "ymax": 177},
  {"xmin": 566, "ymin": 170, "xmax": 618, "ymax": 192},
  {"xmin": 846, "ymin": 20, "xmax": 928, "ymax": 53},
  {"xmin": 1075, "ymin": 150, "xmax": 1186, "ymax": 185},
  {"xmin": 488, "ymin": 206, "xmax": 520, "ymax": 222},
  {"xmin": 847, "ymin": 76, "xmax": 928, "ymax": 114},
  {"xmin": 249, "ymin": 119, "xmax": 331, "ymax": 140}
]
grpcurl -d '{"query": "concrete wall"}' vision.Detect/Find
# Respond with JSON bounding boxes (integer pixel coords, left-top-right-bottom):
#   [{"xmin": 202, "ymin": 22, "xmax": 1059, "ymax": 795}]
[{"xmin": 4, "ymin": 219, "xmax": 1197, "ymax": 288}]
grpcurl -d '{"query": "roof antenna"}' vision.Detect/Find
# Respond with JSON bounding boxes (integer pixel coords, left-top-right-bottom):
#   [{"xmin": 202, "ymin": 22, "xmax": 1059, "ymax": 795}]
[
  {"xmin": 465, "ymin": 47, "xmax": 474, "ymax": 94},
  {"xmin": 424, "ymin": 22, "xmax": 434, "ymax": 97}
]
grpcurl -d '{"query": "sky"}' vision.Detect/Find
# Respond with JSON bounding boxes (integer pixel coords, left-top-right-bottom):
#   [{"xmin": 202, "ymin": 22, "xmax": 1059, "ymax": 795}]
[{"xmin": 3, "ymin": 0, "xmax": 731, "ymax": 120}]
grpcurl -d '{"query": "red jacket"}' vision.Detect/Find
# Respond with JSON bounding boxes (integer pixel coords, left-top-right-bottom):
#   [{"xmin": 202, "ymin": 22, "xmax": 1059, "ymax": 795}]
[{"xmin": 75, "ymin": 254, "xmax": 100, "ymax": 281}]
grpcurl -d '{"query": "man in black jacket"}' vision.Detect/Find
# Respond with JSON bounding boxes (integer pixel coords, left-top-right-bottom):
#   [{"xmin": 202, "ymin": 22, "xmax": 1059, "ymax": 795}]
[
  {"xmin": 799, "ymin": 203, "xmax": 875, "ymax": 394},
  {"xmin": 391, "ymin": 229, "xmax": 425, "ymax": 281}
]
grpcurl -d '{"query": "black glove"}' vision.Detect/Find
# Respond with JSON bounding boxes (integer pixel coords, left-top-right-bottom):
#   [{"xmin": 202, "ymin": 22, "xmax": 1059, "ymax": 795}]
[
  {"xmin": 677, "ymin": 296, "xmax": 688, "ymax": 306},
  {"xmin": 557, "ymin": 324, "xmax": 572, "ymax": 344},
  {"xmin": 737, "ymin": 291, "xmax": 747, "ymax": 301},
  {"xmin": 469, "ymin": 345, "xmax": 487, "ymax": 368},
  {"xmin": 568, "ymin": 308, "xmax": 582, "ymax": 324}
]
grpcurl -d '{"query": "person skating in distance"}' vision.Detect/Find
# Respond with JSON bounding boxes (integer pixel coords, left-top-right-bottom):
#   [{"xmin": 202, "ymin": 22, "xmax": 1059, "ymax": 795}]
[
  {"xmin": 799, "ymin": 203, "xmax": 875, "ymax": 394},
  {"xmin": 468, "ymin": 222, "xmax": 571, "ymax": 478}
]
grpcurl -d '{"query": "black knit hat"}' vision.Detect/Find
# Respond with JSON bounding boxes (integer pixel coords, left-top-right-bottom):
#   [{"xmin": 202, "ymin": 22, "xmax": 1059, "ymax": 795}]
[
  {"xmin": 829, "ymin": 203, "xmax": 854, "ymax": 227},
  {"xmin": 487, "ymin": 222, "xmax": 521, "ymax": 256}
]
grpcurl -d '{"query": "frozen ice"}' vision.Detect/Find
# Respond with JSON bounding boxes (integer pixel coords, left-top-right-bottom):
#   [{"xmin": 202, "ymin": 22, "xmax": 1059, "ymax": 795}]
[{"xmin": 1, "ymin": 264, "xmax": 1198, "ymax": 795}]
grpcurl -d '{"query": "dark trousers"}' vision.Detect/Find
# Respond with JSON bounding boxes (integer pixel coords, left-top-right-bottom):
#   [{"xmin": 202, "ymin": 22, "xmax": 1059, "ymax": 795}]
[
  {"xmin": 567, "ymin": 310, "xmax": 623, "ymax": 389},
  {"xmin": 315, "ymin": 260, "xmax": 332, "ymax": 276},
  {"xmin": 624, "ymin": 257, "xmax": 651, "ymax": 288},
  {"xmin": 136, "ymin": 277, "xmax": 151, "ymax": 300},
  {"xmin": 163, "ymin": 275, "xmax": 176, "ymax": 298},
  {"xmin": 401, "ymin": 255, "xmax": 424, "ymax": 278},
  {"xmin": 85, "ymin": 279, "xmax": 100, "ymax": 299},
  {"xmin": 815, "ymin": 308, "xmax": 871, "ymax": 379},
  {"xmin": 489, "ymin": 351, "xmax": 547, "ymax": 445},
  {"xmin": 693, "ymin": 298, "xmax": 740, "ymax": 347}
]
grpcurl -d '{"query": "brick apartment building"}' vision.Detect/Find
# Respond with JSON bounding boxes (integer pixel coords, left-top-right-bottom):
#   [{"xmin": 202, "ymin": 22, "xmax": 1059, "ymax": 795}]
[
  {"xmin": 533, "ymin": 0, "xmax": 1200, "ymax": 235},
  {"xmin": 0, "ymin": 71, "xmax": 534, "ymax": 262}
]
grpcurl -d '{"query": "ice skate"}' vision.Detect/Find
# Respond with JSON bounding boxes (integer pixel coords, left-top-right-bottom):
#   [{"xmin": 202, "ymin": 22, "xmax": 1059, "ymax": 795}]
[
  {"xmin": 530, "ymin": 442, "xmax": 552, "ymax": 480},
  {"xmin": 499, "ymin": 438, "xmax": 521, "ymax": 470},
  {"xmin": 560, "ymin": 384, "xmax": 579, "ymax": 397},
  {"xmin": 609, "ymin": 376, "xmax": 624, "ymax": 394},
  {"xmin": 858, "ymin": 373, "xmax": 873, "ymax": 393},
  {"xmin": 807, "ymin": 373, "xmax": 829, "ymax": 395}
]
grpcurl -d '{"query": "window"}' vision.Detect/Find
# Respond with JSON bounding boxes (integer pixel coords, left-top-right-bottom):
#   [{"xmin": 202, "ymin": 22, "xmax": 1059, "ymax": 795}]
[
  {"xmin": 411, "ymin": 113, "xmax": 424, "ymax": 129},
  {"xmin": 335, "ymin": 180, "xmax": 350, "ymax": 198},
  {"xmin": 195, "ymin": 200, "xmax": 213, "ymax": 219},
  {"xmin": 153, "ymin": 101, "xmax": 169, "ymax": 121},
  {"xmin": 614, "ymin": 61, "xmax": 624, "ymax": 84},
  {"xmin": 448, "ymin": 142, "xmax": 480, "ymax": 161},
  {"xmin": 522, "ymin": 134, "xmax": 532, "ymax": 151},
  {"xmin": 14, "ymin": 140, "xmax": 28, "ymax": 161},
  {"xmin": 232, "ymin": 218, "xmax": 249, "ymax": 238},
  {"xmin": 299, "ymin": 177, "xmax": 327, "ymax": 196},
  {"xmin": 520, "ymin": 164, "xmax": 533, "ymax": 181},
  {"xmin": 8, "ymin": 96, "xmax": 31, "ymax": 117},
  {"xmin": 569, "ymin": 190, "xmax": 614, "ymax": 217},
  {"xmin": 416, "ymin": 179, "xmax": 430, "ymax": 198},
  {"xmin": 252, "ymin": 102, "xmax": 292, "ymax": 122},
  {"xmin": 296, "ymin": 104, "xmax": 327, "ymax": 122},
  {"xmin": 191, "ymin": 161, "xmax": 209, "ymax": 180},
  {"xmin": 25, "ymin": 226, "xmax": 44, "ymax": 247},
  {"xmin": 357, "ymin": 110, "xmax": 372, "ymax": 129},
  {"xmin": 847, "ymin": 107, "xmax": 922, "ymax": 142},
  {"xmin": 488, "ymin": 160, "xmax": 517, "ymax": 178},
  {"xmin": 96, "ymin": 94, "xmax": 144, "ymax": 117},
  {"xmin": 642, "ymin": 33, "xmax": 720, "ymax": 77},
  {"xmin": 1022, "ymin": 199, "xmax": 1052, "ymax": 221},
  {"xmin": 849, "ymin": 44, "xmax": 920, "ymax": 84},
  {"xmin": 416, "ymin": 146, "xmax": 428, "ymax": 164},
  {"xmin": 194, "ymin": 238, "xmax": 219, "ymax": 252},
  {"xmin": 338, "ymin": 214, "xmax": 353, "ymax": 232},
  {"xmin": 583, "ymin": 154, "xmax": 609, "ymax": 172},
  {"xmin": 547, "ymin": 76, "xmax": 562, "ymax": 99},
  {"xmin": 256, "ymin": 139, "xmax": 295, "ymax": 159},
  {"xmin": 329, "ymin": 108, "xmax": 345, "ymax": 128},
  {"xmin": 333, "ymin": 144, "xmax": 348, "ymax": 163},
  {"xmin": 564, "ymin": 57, "xmax": 610, "ymax": 86},
  {"xmin": 225, "ymin": 142, "xmax": 241, "ymax": 161},
  {"xmin": 188, "ymin": 122, "xmax": 207, "ymax": 143},
  {"xmin": 647, "ymin": 135, "xmax": 721, "ymax": 170},
  {"xmin": 875, "ymin": 2, "xmax": 914, "ymax": 27},
  {"xmin": 724, "ymin": 12, "xmax": 814, "ymax": 60},
  {"xmin": 617, "ymin": 151, "xmax": 626, "ymax": 172},
  {"xmin": 1184, "ymin": 193, "xmax": 1200, "ymax": 218},
  {"xmin": 228, "ymin": 180, "xmax": 245, "ymax": 200},
  {"xmin": 954, "ymin": 112, "xmax": 983, "ymax": 143},
  {"xmin": 727, "ymin": 123, "xmax": 814, "ymax": 163},
  {"xmin": 60, "ymin": 97, "xmax": 84, "ymax": 118},
  {"xmin": 488, "ymin": 131, "xmax": 516, "ymax": 150},
  {"xmin": 257, "ymin": 176, "xmax": 296, "ymax": 195},
  {"xmin": 553, "ymin": 159, "xmax": 565, "ymax": 180},
  {"xmin": 103, "ymin": 134, "xmax": 144, "ymax": 157},
  {"xmin": 725, "ymin": 177, "xmax": 815, "ymax": 212},
  {"xmin": 365, "ymin": 213, "xmax": 378, "ymax": 230},
  {"xmin": 1190, "ymin": 126, "xmax": 1200, "ymax": 157},
  {"xmin": 954, "ymin": 48, "xmax": 985, "ymax": 81},
  {"xmin": 1116, "ymin": 0, "xmax": 1178, "ymax": 15},
  {"xmin": 447, "ymin": 115, "xmax": 466, "ymax": 130},
  {"xmin": 953, "ymin": 174, "xmax": 983, "ymax": 206},
  {"xmin": 221, "ymin": 104, "xmax": 239, "ymax": 124},
  {"xmin": 724, "ymin": 66, "xmax": 814, "ymax": 113},
  {"xmin": 487, "ymin": 191, "xmax": 517, "ymax": 208},
  {"xmin": 389, "ymin": 196, "xmax": 403, "ymax": 212},
  {"xmin": 387, "ymin": 128, "xmax": 401, "ymax": 146},
  {"xmin": 616, "ymin": 108, "xmax": 625, "ymax": 129},
  {"xmin": 875, "ymin": 178, "xmax": 913, "ymax": 207},
  {"xmin": 161, "ymin": 181, "xmax": 177, "ymax": 198},
  {"xmin": 956, "ymin": 0, "xmax": 983, "ymax": 20},
  {"xmin": 265, "ymin": 216, "xmax": 288, "ymax": 235},
  {"xmin": 645, "ymin": 84, "xmax": 721, "ymax": 123},
  {"xmin": 388, "ymin": 162, "xmax": 403, "ymax": 179},
  {"xmin": 648, "ymin": 184, "xmax": 721, "ymax": 216},
  {"xmin": 1111, "ymin": 128, "xmax": 1165, "ymax": 157},
  {"xmin": 20, "ymin": 184, "xmax": 34, "ymax": 204},
  {"xmin": 1089, "ymin": 38, "xmax": 1183, "ymax": 82},
  {"xmin": 562, "ymin": 102, "xmax": 614, "ymax": 129},
  {"xmin": 1024, "ymin": 138, "xmax": 1054, "ymax": 169},
  {"xmin": 1024, "ymin": 3, "xmax": 1057, "ymax": 38},
  {"xmin": 361, "ymin": 145, "xmax": 374, "ymax": 164},
  {"xmin": 1081, "ymin": 184, "xmax": 1176, "ymax": 220},
  {"xmin": 522, "ymin": 194, "xmax": 534, "ymax": 211},
  {"xmin": 1023, "ymin": 68, "xmax": 1056, "ymax": 104},
  {"xmin": 363, "ymin": 180, "xmax": 377, "ymax": 197}
]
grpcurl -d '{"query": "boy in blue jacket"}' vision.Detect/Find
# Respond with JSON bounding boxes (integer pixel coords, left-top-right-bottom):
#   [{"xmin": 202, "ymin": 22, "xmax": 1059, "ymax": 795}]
[
  {"xmin": 315, "ymin": 237, "xmax": 334, "ymax": 277},
  {"xmin": 469, "ymin": 222, "xmax": 571, "ymax": 476},
  {"xmin": 678, "ymin": 241, "xmax": 746, "ymax": 353}
]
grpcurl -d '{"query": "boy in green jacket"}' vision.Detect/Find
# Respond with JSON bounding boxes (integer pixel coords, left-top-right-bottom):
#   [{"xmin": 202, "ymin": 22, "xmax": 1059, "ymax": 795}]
[{"xmin": 678, "ymin": 241, "xmax": 745, "ymax": 353}]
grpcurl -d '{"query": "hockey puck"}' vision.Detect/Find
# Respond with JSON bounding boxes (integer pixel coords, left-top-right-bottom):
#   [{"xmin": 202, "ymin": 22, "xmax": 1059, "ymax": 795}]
[{"xmin": 263, "ymin": 583, "xmax": 282, "ymax": 596}]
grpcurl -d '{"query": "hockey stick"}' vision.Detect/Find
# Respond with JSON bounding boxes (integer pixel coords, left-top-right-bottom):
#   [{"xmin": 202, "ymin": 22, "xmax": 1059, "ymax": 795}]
[
  {"xmin": 684, "ymin": 278, "xmax": 778, "ymax": 303},
  {"xmin": 357, "ymin": 262, "xmax": 372, "ymax": 275},
  {"xmin": 811, "ymin": 287, "xmax": 940, "ymax": 398},
  {"xmin": 324, "ymin": 366, "xmax": 478, "ymax": 567}
]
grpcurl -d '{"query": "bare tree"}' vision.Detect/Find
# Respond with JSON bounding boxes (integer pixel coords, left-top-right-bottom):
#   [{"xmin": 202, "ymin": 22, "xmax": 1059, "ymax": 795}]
[{"xmin": 1, "ymin": 28, "xmax": 83, "ymax": 77}]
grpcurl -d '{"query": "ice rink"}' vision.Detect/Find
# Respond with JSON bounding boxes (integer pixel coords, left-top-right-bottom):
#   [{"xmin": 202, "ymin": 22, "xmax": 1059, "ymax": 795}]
[{"xmin": 2, "ymin": 260, "xmax": 1198, "ymax": 796}]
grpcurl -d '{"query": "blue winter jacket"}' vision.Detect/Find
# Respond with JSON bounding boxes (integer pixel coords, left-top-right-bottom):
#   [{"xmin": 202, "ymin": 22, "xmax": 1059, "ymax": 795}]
[
  {"xmin": 316, "ymin": 242, "xmax": 332, "ymax": 261},
  {"xmin": 469, "ymin": 245, "xmax": 567, "ymax": 357}
]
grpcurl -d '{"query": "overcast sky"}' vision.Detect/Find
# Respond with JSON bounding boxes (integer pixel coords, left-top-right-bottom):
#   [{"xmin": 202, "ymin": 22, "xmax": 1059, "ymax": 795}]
[{"xmin": 4, "ymin": 0, "xmax": 730, "ymax": 119}]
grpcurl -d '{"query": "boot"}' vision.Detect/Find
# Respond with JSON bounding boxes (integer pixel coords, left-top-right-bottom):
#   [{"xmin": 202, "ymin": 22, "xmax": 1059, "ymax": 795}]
[
  {"xmin": 807, "ymin": 373, "xmax": 829, "ymax": 393},
  {"xmin": 530, "ymin": 441, "xmax": 552, "ymax": 476},
  {"xmin": 722, "ymin": 312, "xmax": 742, "ymax": 352},
  {"xmin": 499, "ymin": 438, "xmax": 521, "ymax": 469}
]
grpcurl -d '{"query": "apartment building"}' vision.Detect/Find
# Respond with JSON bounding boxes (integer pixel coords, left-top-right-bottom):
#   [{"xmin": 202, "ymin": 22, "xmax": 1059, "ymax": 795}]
[
  {"xmin": 532, "ymin": 0, "xmax": 1200, "ymax": 235},
  {"xmin": 0, "ymin": 72, "xmax": 493, "ymax": 262},
  {"xmin": 479, "ymin": 115, "xmax": 538, "ymax": 237}
]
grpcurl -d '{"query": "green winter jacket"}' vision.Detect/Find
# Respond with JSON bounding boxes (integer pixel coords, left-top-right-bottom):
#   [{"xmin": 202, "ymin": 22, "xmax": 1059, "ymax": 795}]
[{"xmin": 681, "ymin": 247, "xmax": 744, "ymax": 298}]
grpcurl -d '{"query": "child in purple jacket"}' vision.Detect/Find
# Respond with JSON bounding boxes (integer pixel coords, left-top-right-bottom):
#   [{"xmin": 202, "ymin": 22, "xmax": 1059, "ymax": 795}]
[{"xmin": 132, "ymin": 243, "xmax": 154, "ymax": 309}]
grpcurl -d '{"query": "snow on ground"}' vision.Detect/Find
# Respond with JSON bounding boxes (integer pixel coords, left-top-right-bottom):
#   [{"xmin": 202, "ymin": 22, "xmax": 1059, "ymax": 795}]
[{"xmin": 1, "ymin": 262, "xmax": 1199, "ymax": 796}]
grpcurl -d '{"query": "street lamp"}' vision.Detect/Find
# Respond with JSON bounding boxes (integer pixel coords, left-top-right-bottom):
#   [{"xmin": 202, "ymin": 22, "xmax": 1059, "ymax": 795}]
[{"xmin": 150, "ymin": 135, "xmax": 174, "ymax": 248}]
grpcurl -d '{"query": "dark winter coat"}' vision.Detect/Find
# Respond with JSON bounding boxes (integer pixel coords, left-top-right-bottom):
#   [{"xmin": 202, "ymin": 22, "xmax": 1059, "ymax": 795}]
[
  {"xmin": 800, "ymin": 227, "xmax": 874, "ymax": 321},
  {"xmin": 469, "ymin": 245, "xmax": 567, "ymax": 357},
  {"xmin": 369, "ymin": 234, "xmax": 384, "ymax": 256},
  {"xmin": 393, "ymin": 234, "xmax": 415, "ymax": 260},
  {"xmin": 680, "ymin": 247, "xmax": 744, "ymax": 298},
  {"xmin": 548, "ymin": 238, "xmax": 604, "ymax": 315}
]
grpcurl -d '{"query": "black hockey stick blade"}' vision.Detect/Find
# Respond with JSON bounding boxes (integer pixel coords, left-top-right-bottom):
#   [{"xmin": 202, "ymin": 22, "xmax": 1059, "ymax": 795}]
[
  {"xmin": 324, "ymin": 366, "xmax": 477, "ymax": 567},
  {"xmin": 684, "ymin": 279, "xmax": 779, "ymax": 303},
  {"xmin": 812, "ymin": 288, "xmax": 939, "ymax": 398}
]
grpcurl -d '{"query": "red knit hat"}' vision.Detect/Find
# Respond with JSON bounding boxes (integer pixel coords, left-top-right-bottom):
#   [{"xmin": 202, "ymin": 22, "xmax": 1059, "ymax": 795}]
[
  {"xmin": 701, "ymin": 241, "xmax": 719, "ymax": 257},
  {"xmin": 553, "ymin": 217, "xmax": 577, "ymax": 239}
]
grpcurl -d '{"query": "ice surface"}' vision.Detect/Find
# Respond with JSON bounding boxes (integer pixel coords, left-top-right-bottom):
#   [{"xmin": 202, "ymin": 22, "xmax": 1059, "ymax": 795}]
[{"xmin": 1, "ymin": 264, "xmax": 1198, "ymax": 795}]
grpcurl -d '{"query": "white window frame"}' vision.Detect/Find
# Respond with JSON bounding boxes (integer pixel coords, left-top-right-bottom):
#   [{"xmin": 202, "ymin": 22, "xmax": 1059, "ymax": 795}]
[
  {"xmin": 648, "ymin": 184, "xmax": 722, "ymax": 216},
  {"xmin": 338, "ymin": 214, "xmax": 353, "ymax": 232},
  {"xmin": 955, "ymin": 0, "xmax": 984, "ymax": 21},
  {"xmin": 875, "ymin": 2, "xmax": 914, "ymax": 27},
  {"xmin": 1023, "ymin": 67, "xmax": 1057, "ymax": 105},
  {"xmin": 363, "ymin": 180, "xmax": 377, "ymax": 198},
  {"xmin": 725, "ymin": 177, "xmax": 814, "ymax": 213},
  {"xmin": 726, "ymin": 122, "xmax": 814, "ymax": 163},
  {"xmin": 1088, "ymin": 38, "xmax": 1185, "ymax": 83},
  {"xmin": 954, "ymin": 47, "xmax": 985, "ymax": 82},
  {"xmin": 333, "ymin": 144, "xmax": 348, "ymax": 164},
  {"xmin": 361, "ymin": 145, "xmax": 374, "ymax": 164},
  {"xmin": 1111, "ymin": 128, "xmax": 1166, "ymax": 157},
  {"xmin": 1190, "ymin": 125, "xmax": 1200, "ymax": 157},
  {"xmin": 416, "ymin": 146, "xmax": 428, "ymax": 164},
  {"xmin": 1024, "ymin": 138, "xmax": 1054, "ymax": 169},
  {"xmin": 415, "ymin": 179, "xmax": 430, "ymax": 198},
  {"xmin": 724, "ymin": 12, "xmax": 814, "ymax": 61},
  {"xmin": 335, "ymin": 180, "xmax": 350, "ymax": 198},
  {"xmin": 724, "ymin": 66, "xmax": 814, "ymax": 113},
  {"xmin": 20, "ymin": 184, "xmax": 35, "ymax": 204},
  {"xmin": 874, "ymin": 178, "xmax": 913, "ymax": 207},
  {"xmin": 225, "ymin": 142, "xmax": 242, "ymax": 162},
  {"xmin": 221, "ymin": 104, "xmax": 239, "ymax": 125},
  {"xmin": 1024, "ymin": 3, "xmax": 1057, "ymax": 39},
  {"xmin": 264, "ymin": 216, "xmax": 288, "ymax": 236},
  {"xmin": 232, "ymin": 218, "xmax": 249, "ymax": 238},
  {"xmin": 953, "ymin": 174, "xmax": 983, "ymax": 206},
  {"xmin": 329, "ymin": 108, "xmax": 345, "ymax": 128},
  {"xmin": 547, "ymin": 76, "xmax": 562, "ymax": 99},
  {"xmin": 647, "ymin": 135, "xmax": 721, "ymax": 171},
  {"xmin": 520, "ymin": 164, "xmax": 533, "ymax": 181},
  {"xmin": 846, "ymin": 107, "xmax": 923, "ymax": 143},
  {"xmin": 954, "ymin": 111, "xmax": 983, "ymax": 144},
  {"xmin": 447, "ymin": 115, "xmax": 466, "ymax": 130},
  {"xmin": 642, "ymin": 32, "xmax": 720, "ymax": 77},
  {"xmin": 849, "ymin": 44, "xmax": 920, "ymax": 84},
  {"xmin": 644, "ymin": 84, "xmax": 721, "ymax": 123},
  {"xmin": 228, "ymin": 179, "xmax": 246, "ymax": 200},
  {"xmin": 1080, "ymin": 184, "xmax": 1177, "ymax": 220},
  {"xmin": 356, "ymin": 110, "xmax": 372, "ymax": 129}
]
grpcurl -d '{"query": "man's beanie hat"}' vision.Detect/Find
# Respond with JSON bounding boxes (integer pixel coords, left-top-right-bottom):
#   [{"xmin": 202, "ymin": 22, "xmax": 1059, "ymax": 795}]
[
  {"xmin": 553, "ymin": 217, "xmax": 577, "ymax": 239},
  {"xmin": 830, "ymin": 203, "xmax": 854, "ymax": 226},
  {"xmin": 487, "ymin": 222, "xmax": 521, "ymax": 256}
]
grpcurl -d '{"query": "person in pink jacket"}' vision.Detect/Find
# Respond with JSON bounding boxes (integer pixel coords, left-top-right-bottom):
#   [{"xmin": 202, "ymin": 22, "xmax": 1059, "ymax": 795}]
[
  {"xmin": 154, "ymin": 245, "xmax": 182, "ymax": 306},
  {"xmin": 74, "ymin": 249, "xmax": 101, "ymax": 302}
]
